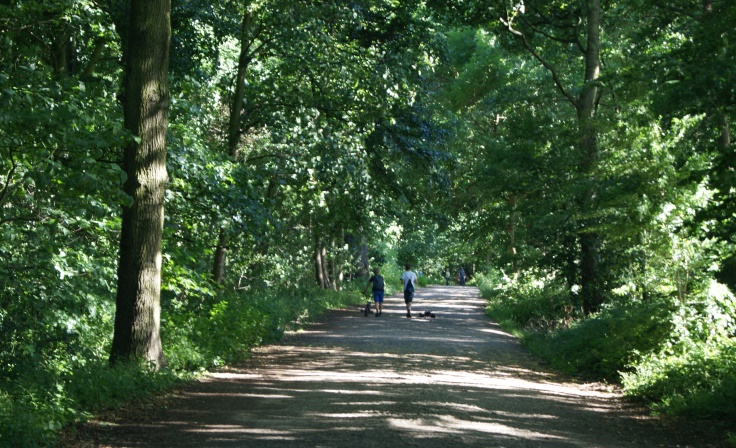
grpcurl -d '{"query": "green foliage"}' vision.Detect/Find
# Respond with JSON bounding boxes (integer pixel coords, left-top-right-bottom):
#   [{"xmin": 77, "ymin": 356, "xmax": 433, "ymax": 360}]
[
  {"xmin": 417, "ymin": 275, "xmax": 430, "ymax": 287},
  {"xmin": 523, "ymin": 301, "xmax": 674, "ymax": 381},
  {"xmin": 0, "ymin": 286, "xmax": 357, "ymax": 447},
  {"xmin": 482, "ymin": 267, "xmax": 736, "ymax": 425},
  {"xmin": 622, "ymin": 343, "xmax": 736, "ymax": 419},
  {"xmin": 3, "ymin": 0, "xmax": 736, "ymax": 444},
  {"xmin": 0, "ymin": 359, "xmax": 179, "ymax": 448},
  {"xmin": 479, "ymin": 270, "xmax": 578, "ymax": 329},
  {"xmin": 621, "ymin": 281, "xmax": 736, "ymax": 420},
  {"xmin": 163, "ymin": 287, "xmax": 357, "ymax": 372}
]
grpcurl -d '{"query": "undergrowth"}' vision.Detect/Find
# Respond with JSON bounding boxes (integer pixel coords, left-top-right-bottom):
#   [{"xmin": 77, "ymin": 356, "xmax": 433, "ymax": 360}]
[
  {"xmin": 477, "ymin": 269, "xmax": 736, "ymax": 436},
  {"xmin": 0, "ymin": 286, "xmax": 358, "ymax": 447}
]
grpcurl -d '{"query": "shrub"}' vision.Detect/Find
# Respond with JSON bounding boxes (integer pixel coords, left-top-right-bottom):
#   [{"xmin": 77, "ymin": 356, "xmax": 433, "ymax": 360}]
[
  {"xmin": 525, "ymin": 300, "xmax": 674, "ymax": 380},
  {"xmin": 479, "ymin": 270, "xmax": 577, "ymax": 329},
  {"xmin": 161, "ymin": 287, "xmax": 358, "ymax": 372},
  {"xmin": 621, "ymin": 281, "xmax": 736, "ymax": 421},
  {"xmin": 622, "ymin": 342, "xmax": 736, "ymax": 419}
]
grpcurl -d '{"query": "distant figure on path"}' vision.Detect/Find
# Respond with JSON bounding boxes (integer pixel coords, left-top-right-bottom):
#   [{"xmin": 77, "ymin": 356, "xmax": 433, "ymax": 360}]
[
  {"xmin": 363, "ymin": 268, "xmax": 385, "ymax": 317},
  {"xmin": 444, "ymin": 268, "xmax": 450, "ymax": 286},
  {"xmin": 401, "ymin": 264, "xmax": 418, "ymax": 318},
  {"xmin": 459, "ymin": 267, "xmax": 466, "ymax": 286}
]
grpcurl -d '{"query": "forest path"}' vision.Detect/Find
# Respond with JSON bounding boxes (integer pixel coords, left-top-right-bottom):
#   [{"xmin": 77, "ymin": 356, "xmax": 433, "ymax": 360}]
[{"xmin": 65, "ymin": 286, "xmax": 712, "ymax": 447}]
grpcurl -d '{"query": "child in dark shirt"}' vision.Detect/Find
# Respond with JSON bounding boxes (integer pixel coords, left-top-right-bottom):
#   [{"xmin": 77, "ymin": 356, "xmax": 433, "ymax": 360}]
[{"xmin": 363, "ymin": 268, "xmax": 385, "ymax": 317}]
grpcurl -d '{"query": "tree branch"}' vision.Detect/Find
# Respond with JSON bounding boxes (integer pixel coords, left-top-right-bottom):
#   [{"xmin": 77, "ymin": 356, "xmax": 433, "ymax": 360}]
[
  {"xmin": 499, "ymin": 14, "xmax": 578, "ymax": 109},
  {"xmin": 0, "ymin": 147, "xmax": 18, "ymax": 206}
]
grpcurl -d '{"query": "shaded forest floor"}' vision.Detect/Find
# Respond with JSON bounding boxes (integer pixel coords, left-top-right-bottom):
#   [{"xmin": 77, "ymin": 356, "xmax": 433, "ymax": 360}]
[{"xmin": 59, "ymin": 286, "xmax": 727, "ymax": 447}]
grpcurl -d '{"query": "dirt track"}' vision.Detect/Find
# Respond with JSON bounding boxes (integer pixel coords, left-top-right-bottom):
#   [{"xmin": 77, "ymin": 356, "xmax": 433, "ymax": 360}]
[{"xmin": 64, "ymin": 286, "xmax": 719, "ymax": 447}]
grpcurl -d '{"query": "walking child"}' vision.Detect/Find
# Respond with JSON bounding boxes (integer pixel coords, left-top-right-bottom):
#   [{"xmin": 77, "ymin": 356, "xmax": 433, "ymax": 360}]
[
  {"xmin": 363, "ymin": 268, "xmax": 385, "ymax": 317},
  {"xmin": 401, "ymin": 264, "xmax": 418, "ymax": 318}
]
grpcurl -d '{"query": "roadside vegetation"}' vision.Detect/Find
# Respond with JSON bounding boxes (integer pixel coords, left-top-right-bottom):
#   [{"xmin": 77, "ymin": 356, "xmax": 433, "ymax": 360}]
[
  {"xmin": 0, "ymin": 286, "xmax": 359, "ymax": 447},
  {"xmin": 478, "ymin": 270, "xmax": 736, "ymax": 443}
]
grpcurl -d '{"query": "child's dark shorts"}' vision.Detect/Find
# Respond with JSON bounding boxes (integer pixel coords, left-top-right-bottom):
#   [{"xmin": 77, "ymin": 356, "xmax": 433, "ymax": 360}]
[{"xmin": 403, "ymin": 289, "xmax": 414, "ymax": 303}]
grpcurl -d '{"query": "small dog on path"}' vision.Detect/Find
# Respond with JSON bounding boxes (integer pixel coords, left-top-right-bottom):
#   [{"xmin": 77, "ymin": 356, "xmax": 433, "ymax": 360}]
[
  {"xmin": 418, "ymin": 311, "xmax": 435, "ymax": 318},
  {"xmin": 364, "ymin": 302, "xmax": 372, "ymax": 317}
]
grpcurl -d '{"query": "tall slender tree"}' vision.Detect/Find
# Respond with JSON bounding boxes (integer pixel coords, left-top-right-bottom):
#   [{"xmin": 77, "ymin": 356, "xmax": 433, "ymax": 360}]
[{"xmin": 499, "ymin": 0, "xmax": 603, "ymax": 313}]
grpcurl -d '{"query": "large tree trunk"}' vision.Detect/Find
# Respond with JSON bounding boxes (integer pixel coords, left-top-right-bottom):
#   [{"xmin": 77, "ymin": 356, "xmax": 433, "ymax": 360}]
[
  {"xmin": 110, "ymin": 0, "xmax": 171, "ymax": 368},
  {"xmin": 577, "ymin": 0, "xmax": 603, "ymax": 315}
]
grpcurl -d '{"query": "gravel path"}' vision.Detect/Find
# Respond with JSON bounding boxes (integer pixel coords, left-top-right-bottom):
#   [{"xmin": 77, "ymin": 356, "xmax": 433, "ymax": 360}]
[{"xmin": 64, "ymin": 286, "xmax": 718, "ymax": 447}]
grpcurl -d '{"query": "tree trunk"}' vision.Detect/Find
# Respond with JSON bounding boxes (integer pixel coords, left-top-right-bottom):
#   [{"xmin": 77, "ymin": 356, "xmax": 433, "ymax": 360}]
[
  {"xmin": 506, "ymin": 193, "xmax": 517, "ymax": 272},
  {"xmin": 329, "ymin": 236, "xmax": 341, "ymax": 291},
  {"xmin": 577, "ymin": 0, "xmax": 603, "ymax": 315},
  {"xmin": 501, "ymin": 0, "xmax": 604, "ymax": 313},
  {"xmin": 717, "ymin": 110, "xmax": 730, "ymax": 148},
  {"xmin": 313, "ymin": 231, "xmax": 331, "ymax": 290},
  {"xmin": 227, "ymin": 11, "xmax": 253, "ymax": 159},
  {"xmin": 110, "ymin": 0, "xmax": 171, "ymax": 369},
  {"xmin": 360, "ymin": 235, "xmax": 369, "ymax": 276},
  {"xmin": 314, "ymin": 233, "xmax": 325, "ymax": 288},
  {"xmin": 81, "ymin": 37, "xmax": 107, "ymax": 79},
  {"xmin": 210, "ymin": 11, "xmax": 255, "ymax": 284},
  {"xmin": 321, "ymin": 245, "xmax": 330, "ymax": 289},
  {"xmin": 211, "ymin": 227, "xmax": 227, "ymax": 284}
]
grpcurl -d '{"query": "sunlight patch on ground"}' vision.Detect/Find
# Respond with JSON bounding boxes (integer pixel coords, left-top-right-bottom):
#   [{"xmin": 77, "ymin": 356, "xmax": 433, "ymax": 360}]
[
  {"xmin": 336, "ymin": 401, "xmax": 397, "ymax": 406},
  {"xmin": 188, "ymin": 392, "xmax": 294, "ymax": 399},
  {"xmin": 317, "ymin": 389, "xmax": 383, "ymax": 395},
  {"xmin": 208, "ymin": 367, "xmax": 618, "ymax": 401},
  {"xmin": 285, "ymin": 329, "xmax": 328, "ymax": 335},
  {"xmin": 309, "ymin": 412, "xmax": 383, "ymax": 419},
  {"xmin": 476, "ymin": 327, "xmax": 515, "ymax": 337},
  {"xmin": 387, "ymin": 415, "xmax": 567, "ymax": 441},
  {"xmin": 187, "ymin": 425, "xmax": 294, "ymax": 437},
  {"xmin": 208, "ymin": 372, "xmax": 264, "ymax": 380},
  {"xmin": 486, "ymin": 409, "xmax": 560, "ymax": 420}
]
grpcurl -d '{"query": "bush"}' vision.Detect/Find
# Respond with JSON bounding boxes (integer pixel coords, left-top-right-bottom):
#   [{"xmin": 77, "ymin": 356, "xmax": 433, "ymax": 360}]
[
  {"xmin": 163, "ymin": 287, "xmax": 358, "ymax": 372},
  {"xmin": 524, "ymin": 300, "xmax": 673, "ymax": 380},
  {"xmin": 0, "ymin": 360, "xmax": 179, "ymax": 448},
  {"xmin": 479, "ymin": 270, "xmax": 577, "ymax": 330},
  {"xmin": 417, "ymin": 275, "xmax": 429, "ymax": 287},
  {"xmin": 622, "ymin": 343, "xmax": 736, "ymax": 419},
  {"xmin": 621, "ymin": 281, "xmax": 736, "ymax": 421}
]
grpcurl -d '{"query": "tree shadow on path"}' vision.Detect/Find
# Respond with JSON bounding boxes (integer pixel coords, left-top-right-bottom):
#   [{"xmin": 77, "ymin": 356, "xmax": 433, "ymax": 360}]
[{"xmin": 66, "ymin": 286, "xmax": 718, "ymax": 447}]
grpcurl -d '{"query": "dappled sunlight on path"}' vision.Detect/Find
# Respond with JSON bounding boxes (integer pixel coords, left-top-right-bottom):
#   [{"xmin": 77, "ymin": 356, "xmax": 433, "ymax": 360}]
[{"xmin": 77, "ymin": 286, "xmax": 704, "ymax": 447}]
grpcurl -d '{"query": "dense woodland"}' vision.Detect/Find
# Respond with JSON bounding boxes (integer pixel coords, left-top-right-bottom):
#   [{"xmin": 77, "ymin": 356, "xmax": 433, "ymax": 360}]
[{"xmin": 1, "ymin": 0, "xmax": 735, "ymax": 446}]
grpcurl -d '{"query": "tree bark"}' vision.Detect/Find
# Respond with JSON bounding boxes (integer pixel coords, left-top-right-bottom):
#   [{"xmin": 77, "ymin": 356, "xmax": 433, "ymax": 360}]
[
  {"xmin": 110, "ymin": 0, "xmax": 171, "ymax": 369},
  {"xmin": 315, "ymin": 235, "xmax": 326, "ymax": 288},
  {"xmin": 577, "ymin": 0, "xmax": 603, "ymax": 315},
  {"xmin": 81, "ymin": 37, "xmax": 107, "ymax": 79},
  {"xmin": 211, "ymin": 227, "xmax": 228, "ymax": 284},
  {"xmin": 227, "ymin": 11, "xmax": 254, "ymax": 159},
  {"xmin": 321, "ymin": 245, "xmax": 330, "ymax": 289}
]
